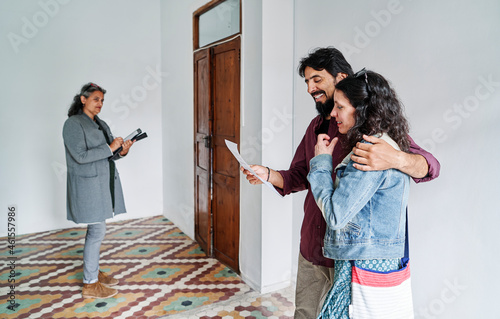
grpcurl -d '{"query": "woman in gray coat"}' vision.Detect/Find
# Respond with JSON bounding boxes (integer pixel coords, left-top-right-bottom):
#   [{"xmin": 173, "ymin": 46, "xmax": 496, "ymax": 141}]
[{"xmin": 63, "ymin": 82, "xmax": 133, "ymax": 299}]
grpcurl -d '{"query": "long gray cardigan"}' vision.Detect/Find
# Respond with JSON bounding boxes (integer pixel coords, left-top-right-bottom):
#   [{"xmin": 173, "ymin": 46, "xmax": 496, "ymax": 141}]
[{"xmin": 63, "ymin": 111, "xmax": 126, "ymax": 223}]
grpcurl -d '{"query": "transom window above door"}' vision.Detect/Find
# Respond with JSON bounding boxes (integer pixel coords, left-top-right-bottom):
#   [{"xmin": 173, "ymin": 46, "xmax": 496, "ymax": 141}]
[{"xmin": 194, "ymin": 0, "xmax": 240, "ymax": 49}]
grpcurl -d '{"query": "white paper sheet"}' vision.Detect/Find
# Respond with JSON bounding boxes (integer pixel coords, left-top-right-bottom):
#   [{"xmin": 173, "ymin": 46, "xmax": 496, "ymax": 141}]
[{"xmin": 225, "ymin": 139, "xmax": 283, "ymax": 197}]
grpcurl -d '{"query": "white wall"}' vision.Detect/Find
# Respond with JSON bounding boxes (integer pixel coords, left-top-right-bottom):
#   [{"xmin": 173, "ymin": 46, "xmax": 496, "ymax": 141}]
[
  {"xmin": 160, "ymin": 0, "xmax": 210, "ymax": 239},
  {"xmin": 294, "ymin": 0, "xmax": 500, "ymax": 317},
  {"xmin": 240, "ymin": 0, "xmax": 298, "ymax": 292},
  {"xmin": 0, "ymin": 0, "xmax": 163, "ymax": 236},
  {"xmin": 259, "ymin": 0, "xmax": 295, "ymax": 292},
  {"xmin": 239, "ymin": 0, "xmax": 264, "ymax": 291}
]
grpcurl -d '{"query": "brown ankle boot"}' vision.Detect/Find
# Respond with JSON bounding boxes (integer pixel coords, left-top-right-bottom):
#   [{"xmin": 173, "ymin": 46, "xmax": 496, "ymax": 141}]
[
  {"xmin": 82, "ymin": 281, "xmax": 118, "ymax": 299},
  {"xmin": 98, "ymin": 270, "xmax": 119, "ymax": 287}
]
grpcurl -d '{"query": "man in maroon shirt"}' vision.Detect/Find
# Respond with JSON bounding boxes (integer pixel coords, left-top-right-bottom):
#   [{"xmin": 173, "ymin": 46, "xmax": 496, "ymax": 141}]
[{"xmin": 241, "ymin": 47, "xmax": 440, "ymax": 319}]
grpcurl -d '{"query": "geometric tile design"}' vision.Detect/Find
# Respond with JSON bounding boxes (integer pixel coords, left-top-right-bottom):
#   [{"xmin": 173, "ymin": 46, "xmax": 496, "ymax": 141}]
[
  {"xmin": 35, "ymin": 229, "xmax": 87, "ymax": 241},
  {"xmin": 125, "ymin": 262, "xmax": 201, "ymax": 284},
  {"xmin": 0, "ymin": 244, "xmax": 55, "ymax": 259},
  {"xmin": 166, "ymin": 285, "xmax": 296, "ymax": 319},
  {"xmin": 0, "ymin": 215, "xmax": 295, "ymax": 319}
]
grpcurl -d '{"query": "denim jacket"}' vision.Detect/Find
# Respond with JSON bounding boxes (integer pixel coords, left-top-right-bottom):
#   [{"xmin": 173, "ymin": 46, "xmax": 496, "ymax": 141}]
[{"xmin": 307, "ymin": 134, "xmax": 410, "ymax": 260}]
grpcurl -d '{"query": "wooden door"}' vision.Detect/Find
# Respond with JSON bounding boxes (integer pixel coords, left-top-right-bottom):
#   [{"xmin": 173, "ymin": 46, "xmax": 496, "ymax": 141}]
[
  {"xmin": 193, "ymin": 38, "xmax": 240, "ymax": 273},
  {"xmin": 194, "ymin": 48, "xmax": 212, "ymax": 255},
  {"xmin": 212, "ymin": 38, "xmax": 240, "ymax": 272}
]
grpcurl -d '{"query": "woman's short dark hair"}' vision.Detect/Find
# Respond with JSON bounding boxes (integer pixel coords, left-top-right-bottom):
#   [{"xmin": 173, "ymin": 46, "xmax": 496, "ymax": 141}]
[
  {"xmin": 298, "ymin": 47, "xmax": 354, "ymax": 78},
  {"xmin": 67, "ymin": 82, "xmax": 106, "ymax": 117},
  {"xmin": 335, "ymin": 70, "xmax": 410, "ymax": 152}
]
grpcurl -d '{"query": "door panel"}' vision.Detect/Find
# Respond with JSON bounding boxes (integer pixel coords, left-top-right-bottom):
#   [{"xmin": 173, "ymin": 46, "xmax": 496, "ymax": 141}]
[
  {"xmin": 196, "ymin": 174, "xmax": 210, "ymax": 246},
  {"xmin": 212, "ymin": 38, "xmax": 240, "ymax": 272},
  {"xmin": 196, "ymin": 142, "xmax": 209, "ymax": 170},
  {"xmin": 194, "ymin": 48, "xmax": 212, "ymax": 255},
  {"xmin": 214, "ymin": 141, "xmax": 238, "ymax": 176},
  {"xmin": 193, "ymin": 37, "xmax": 241, "ymax": 273},
  {"xmin": 214, "ymin": 49, "xmax": 238, "ymax": 136},
  {"xmin": 213, "ymin": 171, "xmax": 238, "ymax": 267}
]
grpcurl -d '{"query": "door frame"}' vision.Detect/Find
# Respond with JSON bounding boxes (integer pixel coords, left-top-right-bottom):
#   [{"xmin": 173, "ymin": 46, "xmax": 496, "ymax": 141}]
[{"xmin": 193, "ymin": 0, "xmax": 242, "ymax": 273}]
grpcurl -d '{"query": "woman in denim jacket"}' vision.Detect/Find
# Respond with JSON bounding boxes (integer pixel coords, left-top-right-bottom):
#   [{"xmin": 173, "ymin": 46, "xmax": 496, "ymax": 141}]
[{"xmin": 307, "ymin": 69, "xmax": 412, "ymax": 318}]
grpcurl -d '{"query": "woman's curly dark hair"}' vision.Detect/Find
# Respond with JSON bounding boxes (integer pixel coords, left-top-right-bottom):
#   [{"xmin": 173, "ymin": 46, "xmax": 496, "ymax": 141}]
[
  {"xmin": 67, "ymin": 82, "xmax": 106, "ymax": 117},
  {"xmin": 335, "ymin": 69, "xmax": 410, "ymax": 152}
]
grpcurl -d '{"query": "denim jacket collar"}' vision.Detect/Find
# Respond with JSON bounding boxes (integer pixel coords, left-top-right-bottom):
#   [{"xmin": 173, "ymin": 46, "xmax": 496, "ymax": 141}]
[{"xmin": 334, "ymin": 133, "xmax": 400, "ymax": 188}]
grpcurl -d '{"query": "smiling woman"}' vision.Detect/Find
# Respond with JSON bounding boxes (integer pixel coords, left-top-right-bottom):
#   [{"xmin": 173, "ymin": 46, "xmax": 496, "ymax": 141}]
[
  {"xmin": 308, "ymin": 70, "xmax": 413, "ymax": 318},
  {"xmin": 335, "ymin": 69, "xmax": 410, "ymax": 152},
  {"xmin": 330, "ymin": 90, "xmax": 356, "ymax": 135}
]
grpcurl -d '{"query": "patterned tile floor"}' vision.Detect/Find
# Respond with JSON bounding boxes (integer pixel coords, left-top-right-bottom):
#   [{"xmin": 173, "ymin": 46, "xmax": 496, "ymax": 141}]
[{"xmin": 0, "ymin": 215, "xmax": 294, "ymax": 318}]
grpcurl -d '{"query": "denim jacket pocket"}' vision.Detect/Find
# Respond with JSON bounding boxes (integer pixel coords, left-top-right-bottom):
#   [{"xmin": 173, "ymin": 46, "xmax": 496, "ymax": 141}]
[{"xmin": 340, "ymin": 221, "xmax": 361, "ymax": 240}]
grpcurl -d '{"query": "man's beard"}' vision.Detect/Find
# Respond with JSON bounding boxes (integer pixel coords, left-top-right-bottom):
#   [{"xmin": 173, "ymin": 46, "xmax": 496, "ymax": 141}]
[{"xmin": 315, "ymin": 98, "xmax": 334, "ymax": 118}]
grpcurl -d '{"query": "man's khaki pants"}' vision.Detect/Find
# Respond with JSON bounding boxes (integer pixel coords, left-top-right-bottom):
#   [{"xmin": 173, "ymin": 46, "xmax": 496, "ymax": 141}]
[{"xmin": 294, "ymin": 253, "xmax": 335, "ymax": 319}]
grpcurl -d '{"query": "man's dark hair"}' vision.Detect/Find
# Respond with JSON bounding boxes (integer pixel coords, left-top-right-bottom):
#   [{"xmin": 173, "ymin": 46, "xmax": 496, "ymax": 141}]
[{"xmin": 298, "ymin": 47, "xmax": 354, "ymax": 78}]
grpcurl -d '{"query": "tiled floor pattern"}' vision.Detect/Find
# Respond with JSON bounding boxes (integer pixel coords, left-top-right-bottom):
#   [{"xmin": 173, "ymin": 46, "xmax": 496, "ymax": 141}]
[
  {"xmin": 0, "ymin": 215, "xmax": 295, "ymax": 318},
  {"xmin": 163, "ymin": 285, "xmax": 295, "ymax": 319}
]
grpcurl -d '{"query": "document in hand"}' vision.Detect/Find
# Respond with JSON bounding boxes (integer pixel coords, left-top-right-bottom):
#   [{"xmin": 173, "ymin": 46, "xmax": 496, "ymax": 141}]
[
  {"xmin": 110, "ymin": 128, "xmax": 148, "ymax": 160},
  {"xmin": 225, "ymin": 139, "xmax": 283, "ymax": 197}
]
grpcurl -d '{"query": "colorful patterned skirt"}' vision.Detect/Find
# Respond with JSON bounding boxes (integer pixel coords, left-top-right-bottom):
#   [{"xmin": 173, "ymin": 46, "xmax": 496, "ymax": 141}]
[{"xmin": 317, "ymin": 259, "xmax": 401, "ymax": 319}]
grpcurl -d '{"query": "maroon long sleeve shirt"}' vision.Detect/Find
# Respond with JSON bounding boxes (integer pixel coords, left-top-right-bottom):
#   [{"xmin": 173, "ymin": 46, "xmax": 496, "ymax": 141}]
[{"xmin": 276, "ymin": 115, "xmax": 441, "ymax": 267}]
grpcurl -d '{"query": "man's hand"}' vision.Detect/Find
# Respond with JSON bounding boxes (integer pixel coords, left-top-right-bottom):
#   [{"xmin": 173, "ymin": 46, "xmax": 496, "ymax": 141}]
[
  {"xmin": 241, "ymin": 165, "xmax": 268, "ymax": 185},
  {"xmin": 351, "ymin": 134, "xmax": 429, "ymax": 178},
  {"xmin": 351, "ymin": 134, "xmax": 400, "ymax": 171},
  {"xmin": 315, "ymin": 134, "xmax": 338, "ymax": 157},
  {"xmin": 240, "ymin": 164, "xmax": 284, "ymax": 188}
]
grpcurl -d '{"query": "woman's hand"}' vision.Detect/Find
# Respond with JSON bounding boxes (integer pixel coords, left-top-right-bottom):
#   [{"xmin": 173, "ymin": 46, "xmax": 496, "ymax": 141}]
[
  {"xmin": 315, "ymin": 134, "xmax": 338, "ymax": 157},
  {"xmin": 110, "ymin": 137, "xmax": 124, "ymax": 152},
  {"xmin": 119, "ymin": 140, "xmax": 135, "ymax": 156}
]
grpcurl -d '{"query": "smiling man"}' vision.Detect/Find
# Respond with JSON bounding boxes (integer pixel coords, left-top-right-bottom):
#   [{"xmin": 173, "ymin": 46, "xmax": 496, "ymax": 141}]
[{"xmin": 241, "ymin": 47, "xmax": 440, "ymax": 318}]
